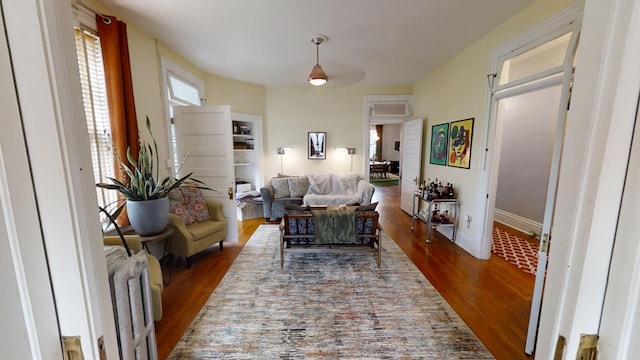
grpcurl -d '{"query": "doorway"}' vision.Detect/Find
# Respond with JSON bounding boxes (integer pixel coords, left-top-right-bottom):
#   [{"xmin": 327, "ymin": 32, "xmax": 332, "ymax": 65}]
[
  {"xmin": 369, "ymin": 124, "xmax": 401, "ymax": 186},
  {"xmin": 478, "ymin": 6, "xmax": 582, "ymax": 355}
]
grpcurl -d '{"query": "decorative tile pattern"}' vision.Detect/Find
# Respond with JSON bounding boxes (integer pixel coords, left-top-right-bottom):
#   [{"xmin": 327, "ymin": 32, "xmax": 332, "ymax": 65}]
[
  {"xmin": 491, "ymin": 226, "xmax": 539, "ymax": 275},
  {"xmin": 169, "ymin": 225, "xmax": 494, "ymax": 359}
]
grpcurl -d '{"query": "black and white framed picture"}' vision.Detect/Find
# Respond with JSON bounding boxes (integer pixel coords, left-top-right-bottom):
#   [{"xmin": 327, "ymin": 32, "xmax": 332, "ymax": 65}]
[{"xmin": 308, "ymin": 132, "xmax": 326, "ymax": 160}]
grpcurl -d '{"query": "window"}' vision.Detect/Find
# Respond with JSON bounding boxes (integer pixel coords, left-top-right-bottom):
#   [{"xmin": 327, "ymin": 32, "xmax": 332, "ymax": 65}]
[
  {"xmin": 74, "ymin": 27, "xmax": 117, "ymax": 215},
  {"xmin": 160, "ymin": 58, "xmax": 205, "ymax": 172}
]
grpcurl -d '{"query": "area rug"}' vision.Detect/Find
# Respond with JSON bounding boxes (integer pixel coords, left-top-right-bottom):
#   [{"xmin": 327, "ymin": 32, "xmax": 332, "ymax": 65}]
[
  {"xmin": 491, "ymin": 226, "xmax": 538, "ymax": 275},
  {"xmin": 370, "ymin": 178, "xmax": 399, "ymax": 186},
  {"xmin": 169, "ymin": 225, "xmax": 493, "ymax": 359}
]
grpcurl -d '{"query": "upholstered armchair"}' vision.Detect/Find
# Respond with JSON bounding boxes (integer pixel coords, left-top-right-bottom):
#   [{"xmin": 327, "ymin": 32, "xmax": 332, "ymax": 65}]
[
  {"xmin": 168, "ymin": 187, "xmax": 228, "ymax": 268},
  {"xmin": 103, "ymin": 235, "xmax": 164, "ymax": 321}
]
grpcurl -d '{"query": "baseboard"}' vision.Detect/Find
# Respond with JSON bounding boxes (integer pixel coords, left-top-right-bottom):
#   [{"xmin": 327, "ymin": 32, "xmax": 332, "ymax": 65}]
[{"xmin": 494, "ymin": 209, "xmax": 542, "ymax": 237}]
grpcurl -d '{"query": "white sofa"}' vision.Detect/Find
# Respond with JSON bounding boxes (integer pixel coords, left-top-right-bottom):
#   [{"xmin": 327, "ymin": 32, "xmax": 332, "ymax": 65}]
[
  {"xmin": 303, "ymin": 173, "xmax": 374, "ymax": 206},
  {"xmin": 260, "ymin": 173, "xmax": 375, "ymax": 221}
]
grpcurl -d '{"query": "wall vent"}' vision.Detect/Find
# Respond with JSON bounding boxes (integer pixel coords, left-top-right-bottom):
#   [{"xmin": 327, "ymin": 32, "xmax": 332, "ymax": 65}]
[{"xmin": 371, "ymin": 101, "xmax": 411, "ymax": 118}]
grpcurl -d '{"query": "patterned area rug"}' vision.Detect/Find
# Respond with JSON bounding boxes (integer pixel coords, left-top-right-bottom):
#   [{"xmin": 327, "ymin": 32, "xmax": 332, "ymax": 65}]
[
  {"xmin": 169, "ymin": 225, "xmax": 493, "ymax": 359},
  {"xmin": 491, "ymin": 226, "xmax": 539, "ymax": 275}
]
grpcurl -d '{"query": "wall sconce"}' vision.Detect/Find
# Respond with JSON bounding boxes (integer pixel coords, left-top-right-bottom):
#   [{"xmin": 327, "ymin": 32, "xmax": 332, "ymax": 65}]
[
  {"xmin": 277, "ymin": 147, "xmax": 293, "ymax": 174},
  {"xmin": 335, "ymin": 147, "xmax": 356, "ymax": 171}
]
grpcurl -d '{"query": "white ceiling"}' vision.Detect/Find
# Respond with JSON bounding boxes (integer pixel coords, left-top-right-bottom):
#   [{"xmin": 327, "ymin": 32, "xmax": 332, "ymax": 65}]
[{"xmin": 101, "ymin": 0, "xmax": 534, "ymax": 87}]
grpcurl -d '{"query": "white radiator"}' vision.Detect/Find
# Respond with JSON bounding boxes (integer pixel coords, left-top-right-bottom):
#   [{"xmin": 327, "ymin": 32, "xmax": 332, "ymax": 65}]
[{"xmin": 105, "ymin": 246, "xmax": 158, "ymax": 360}]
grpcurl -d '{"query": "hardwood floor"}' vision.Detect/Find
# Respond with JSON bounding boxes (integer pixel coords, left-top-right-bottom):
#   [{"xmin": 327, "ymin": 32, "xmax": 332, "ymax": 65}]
[{"xmin": 155, "ymin": 185, "xmax": 534, "ymax": 359}]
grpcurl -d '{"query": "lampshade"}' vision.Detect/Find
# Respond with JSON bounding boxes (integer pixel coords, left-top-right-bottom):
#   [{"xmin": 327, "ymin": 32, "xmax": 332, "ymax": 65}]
[
  {"xmin": 308, "ymin": 35, "xmax": 328, "ymax": 86},
  {"xmin": 308, "ymin": 65, "xmax": 328, "ymax": 86}
]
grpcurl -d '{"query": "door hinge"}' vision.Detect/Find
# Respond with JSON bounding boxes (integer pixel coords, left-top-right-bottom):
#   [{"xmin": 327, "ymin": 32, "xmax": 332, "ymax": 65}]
[
  {"xmin": 553, "ymin": 335, "xmax": 566, "ymax": 360},
  {"xmin": 541, "ymin": 233, "xmax": 551, "ymax": 253},
  {"xmin": 98, "ymin": 336, "xmax": 106, "ymax": 360},
  {"xmin": 62, "ymin": 336, "xmax": 84, "ymax": 360},
  {"xmin": 576, "ymin": 334, "xmax": 598, "ymax": 360}
]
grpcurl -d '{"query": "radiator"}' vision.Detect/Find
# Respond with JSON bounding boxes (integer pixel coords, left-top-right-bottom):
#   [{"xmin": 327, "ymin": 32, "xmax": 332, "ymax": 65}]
[{"xmin": 105, "ymin": 246, "xmax": 158, "ymax": 360}]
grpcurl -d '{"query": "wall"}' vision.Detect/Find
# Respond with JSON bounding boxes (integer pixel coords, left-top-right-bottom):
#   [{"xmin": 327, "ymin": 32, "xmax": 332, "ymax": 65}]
[
  {"xmin": 381, "ymin": 124, "xmax": 402, "ymax": 162},
  {"xmin": 494, "ymin": 86, "xmax": 560, "ymax": 227},
  {"xmin": 265, "ymin": 86, "xmax": 411, "ymax": 179},
  {"xmin": 83, "ymin": 0, "xmax": 267, "ymax": 182},
  {"xmin": 412, "ymin": 0, "xmax": 575, "ymax": 257}
]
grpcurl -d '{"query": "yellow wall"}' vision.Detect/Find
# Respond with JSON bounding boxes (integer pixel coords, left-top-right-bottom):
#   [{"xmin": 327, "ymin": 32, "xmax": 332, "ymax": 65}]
[
  {"xmin": 265, "ymin": 86, "xmax": 411, "ymax": 179},
  {"xmin": 412, "ymin": 0, "xmax": 575, "ymax": 253},
  {"xmin": 82, "ymin": 0, "xmax": 267, "ymax": 180}
]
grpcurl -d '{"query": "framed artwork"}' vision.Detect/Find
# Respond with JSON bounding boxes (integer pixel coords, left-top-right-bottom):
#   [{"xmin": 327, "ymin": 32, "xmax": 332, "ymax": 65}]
[
  {"xmin": 308, "ymin": 132, "xmax": 326, "ymax": 160},
  {"xmin": 429, "ymin": 123, "xmax": 449, "ymax": 166},
  {"xmin": 447, "ymin": 118, "xmax": 474, "ymax": 169}
]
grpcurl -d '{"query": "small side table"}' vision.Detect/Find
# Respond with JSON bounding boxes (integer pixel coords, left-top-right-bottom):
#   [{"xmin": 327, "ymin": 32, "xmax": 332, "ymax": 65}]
[
  {"xmin": 139, "ymin": 226, "xmax": 175, "ymax": 285},
  {"xmin": 410, "ymin": 193, "xmax": 459, "ymax": 243}
]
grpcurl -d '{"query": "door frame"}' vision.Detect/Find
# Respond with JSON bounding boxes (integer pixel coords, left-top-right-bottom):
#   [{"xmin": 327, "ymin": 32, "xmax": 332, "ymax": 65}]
[
  {"xmin": 474, "ymin": 4, "xmax": 583, "ymax": 259},
  {"xmin": 3, "ymin": 0, "xmax": 118, "ymax": 358},
  {"xmin": 364, "ymin": 95, "xmax": 413, "ymax": 178},
  {"xmin": 540, "ymin": 0, "xmax": 640, "ymax": 357}
]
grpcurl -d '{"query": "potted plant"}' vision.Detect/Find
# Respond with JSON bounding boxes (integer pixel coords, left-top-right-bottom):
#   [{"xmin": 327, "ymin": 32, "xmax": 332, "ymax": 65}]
[{"xmin": 97, "ymin": 116, "xmax": 211, "ymax": 235}]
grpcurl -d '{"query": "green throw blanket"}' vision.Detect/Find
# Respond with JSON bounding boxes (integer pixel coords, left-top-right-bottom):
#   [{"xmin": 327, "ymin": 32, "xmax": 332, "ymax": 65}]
[{"xmin": 311, "ymin": 210, "xmax": 356, "ymax": 245}]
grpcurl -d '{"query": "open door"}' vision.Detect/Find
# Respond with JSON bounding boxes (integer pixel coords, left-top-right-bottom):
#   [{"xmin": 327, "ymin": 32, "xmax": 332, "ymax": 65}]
[
  {"xmin": 0, "ymin": 10, "xmax": 61, "ymax": 356},
  {"xmin": 477, "ymin": 10, "xmax": 581, "ymax": 354},
  {"xmin": 173, "ymin": 105, "xmax": 238, "ymax": 241},
  {"xmin": 400, "ymin": 118, "xmax": 423, "ymax": 214}
]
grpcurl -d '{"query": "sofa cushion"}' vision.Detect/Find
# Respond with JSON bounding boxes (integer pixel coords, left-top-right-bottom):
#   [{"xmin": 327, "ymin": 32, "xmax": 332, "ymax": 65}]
[
  {"xmin": 288, "ymin": 176, "xmax": 309, "ymax": 198},
  {"xmin": 331, "ymin": 173, "xmax": 360, "ymax": 194},
  {"xmin": 188, "ymin": 219, "xmax": 226, "ymax": 240},
  {"xmin": 169, "ymin": 187, "xmax": 211, "ymax": 225},
  {"xmin": 271, "ymin": 177, "xmax": 291, "ymax": 199},
  {"xmin": 303, "ymin": 193, "xmax": 360, "ymax": 206}
]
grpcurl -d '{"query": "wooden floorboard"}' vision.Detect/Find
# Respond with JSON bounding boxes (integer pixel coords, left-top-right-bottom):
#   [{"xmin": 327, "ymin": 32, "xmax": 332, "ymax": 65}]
[{"xmin": 155, "ymin": 185, "xmax": 534, "ymax": 360}]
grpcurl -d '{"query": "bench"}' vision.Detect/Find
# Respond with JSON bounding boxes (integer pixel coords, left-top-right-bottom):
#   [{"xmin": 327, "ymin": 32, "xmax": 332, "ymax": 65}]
[{"xmin": 279, "ymin": 209, "xmax": 382, "ymax": 268}]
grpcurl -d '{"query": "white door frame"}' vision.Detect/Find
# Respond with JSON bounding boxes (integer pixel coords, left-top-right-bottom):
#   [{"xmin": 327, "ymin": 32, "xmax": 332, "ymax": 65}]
[
  {"xmin": 539, "ymin": 0, "xmax": 640, "ymax": 357},
  {"xmin": 4, "ymin": 0, "xmax": 118, "ymax": 358},
  {"xmin": 364, "ymin": 95, "xmax": 413, "ymax": 178},
  {"xmin": 0, "ymin": 9, "xmax": 61, "ymax": 358},
  {"xmin": 475, "ymin": 4, "xmax": 583, "ymax": 261}
]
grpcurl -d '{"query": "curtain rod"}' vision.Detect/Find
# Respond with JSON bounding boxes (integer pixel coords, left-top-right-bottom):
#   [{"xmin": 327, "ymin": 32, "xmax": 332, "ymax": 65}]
[{"xmin": 76, "ymin": 0, "xmax": 112, "ymax": 24}]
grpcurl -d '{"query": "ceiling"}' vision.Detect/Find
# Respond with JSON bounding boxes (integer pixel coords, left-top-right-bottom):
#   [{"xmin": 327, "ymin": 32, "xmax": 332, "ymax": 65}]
[{"xmin": 100, "ymin": 0, "xmax": 534, "ymax": 87}]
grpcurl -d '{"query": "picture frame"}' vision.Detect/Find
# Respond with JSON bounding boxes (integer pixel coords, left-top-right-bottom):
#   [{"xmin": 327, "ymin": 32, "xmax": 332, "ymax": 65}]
[
  {"xmin": 447, "ymin": 118, "xmax": 474, "ymax": 169},
  {"xmin": 308, "ymin": 132, "xmax": 326, "ymax": 160},
  {"xmin": 429, "ymin": 123, "xmax": 449, "ymax": 166}
]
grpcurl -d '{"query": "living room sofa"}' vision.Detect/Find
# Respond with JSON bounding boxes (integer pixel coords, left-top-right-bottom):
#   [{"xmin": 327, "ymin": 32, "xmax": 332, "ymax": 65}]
[{"xmin": 260, "ymin": 173, "xmax": 375, "ymax": 221}]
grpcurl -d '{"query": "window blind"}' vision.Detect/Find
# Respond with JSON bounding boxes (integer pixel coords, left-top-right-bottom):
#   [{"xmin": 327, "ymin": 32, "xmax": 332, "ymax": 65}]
[{"xmin": 74, "ymin": 28, "xmax": 118, "ymax": 215}]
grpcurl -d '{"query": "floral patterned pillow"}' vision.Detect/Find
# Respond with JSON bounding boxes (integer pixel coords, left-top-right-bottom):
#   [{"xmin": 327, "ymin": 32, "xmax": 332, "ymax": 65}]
[{"xmin": 169, "ymin": 187, "xmax": 211, "ymax": 225}]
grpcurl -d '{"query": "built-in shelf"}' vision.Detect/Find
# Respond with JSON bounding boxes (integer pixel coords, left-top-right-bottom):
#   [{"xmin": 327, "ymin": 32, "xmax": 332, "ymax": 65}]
[{"xmin": 231, "ymin": 113, "xmax": 263, "ymax": 215}]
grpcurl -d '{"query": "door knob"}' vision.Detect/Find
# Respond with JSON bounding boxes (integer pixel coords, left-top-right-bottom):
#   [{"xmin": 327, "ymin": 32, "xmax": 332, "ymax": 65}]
[{"xmin": 228, "ymin": 187, "xmax": 233, "ymax": 200}]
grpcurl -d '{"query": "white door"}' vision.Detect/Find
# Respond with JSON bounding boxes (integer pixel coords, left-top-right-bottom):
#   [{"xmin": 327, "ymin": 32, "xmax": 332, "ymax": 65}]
[
  {"xmin": 0, "ymin": 10, "xmax": 61, "ymax": 357},
  {"xmin": 173, "ymin": 105, "xmax": 238, "ymax": 241},
  {"xmin": 524, "ymin": 32, "xmax": 579, "ymax": 355},
  {"xmin": 400, "ymin": 118, "xmax": 423, "ymax": 214}
]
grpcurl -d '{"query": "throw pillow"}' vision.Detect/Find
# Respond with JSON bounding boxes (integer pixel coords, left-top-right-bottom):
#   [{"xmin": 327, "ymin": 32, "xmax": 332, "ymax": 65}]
[
  {"xmin": 271, "ymin": 177, "xmax": 291, "ymax": 199},
  {"xmin": 288, "ymin": 176, "xmax": 309, "ymax": 198},
  {"xmin": 355, "ymin": 202, "xmax": 378, "ymax": 211},
  {"xmin": 169, "ymin": 187, "xmax": 211, "ymax": 225}
]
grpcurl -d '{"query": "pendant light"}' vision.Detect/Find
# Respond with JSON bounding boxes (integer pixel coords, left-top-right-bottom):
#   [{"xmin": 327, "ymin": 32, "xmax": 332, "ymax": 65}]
[{"xmin": 308, "ymin": 34, "xmax": 328, "ymax": 86}]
